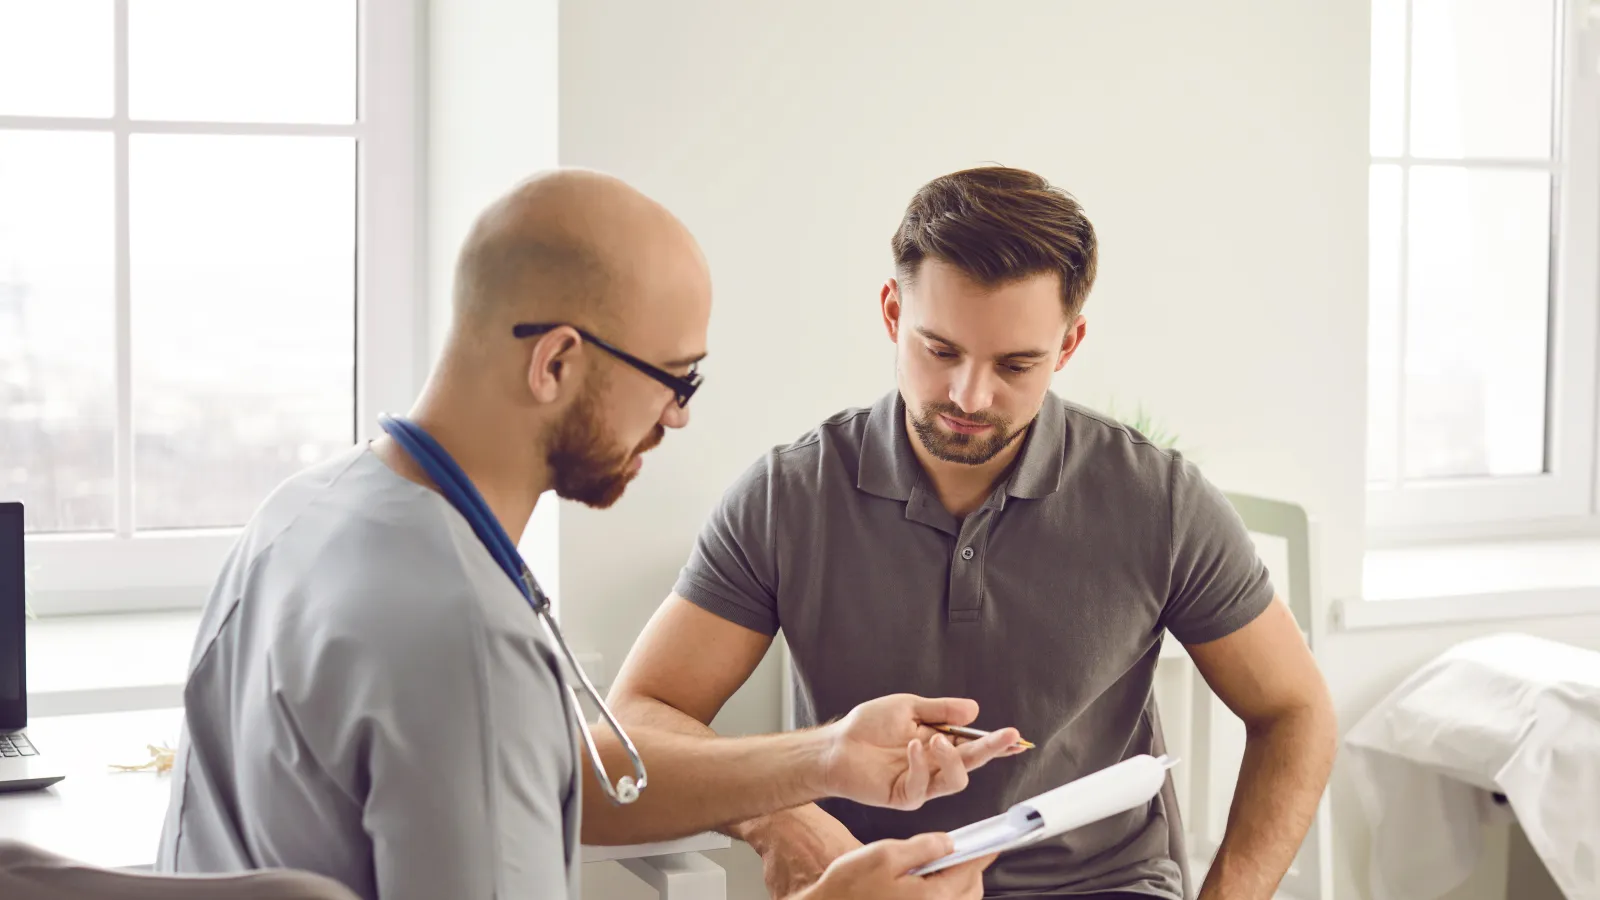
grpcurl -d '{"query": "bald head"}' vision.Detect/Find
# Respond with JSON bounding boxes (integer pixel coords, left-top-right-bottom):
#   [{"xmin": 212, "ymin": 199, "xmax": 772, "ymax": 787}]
[
  {"xmin": 397, "ymin": 169, "xmax": 710, "ymax": 517},
  {"xmin": 451, "ymin": 169, "xmax": 706, "ymax": 342}
]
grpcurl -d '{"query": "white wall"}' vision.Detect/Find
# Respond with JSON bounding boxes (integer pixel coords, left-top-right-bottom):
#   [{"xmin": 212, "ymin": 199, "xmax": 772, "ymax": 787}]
[
  {"xmin": 426, "ymin": 0, "xmax": 562, "ymax": 604},
  {"xmin": 428, "ymin": 4, "xmax": 1585, "ymax": 899},
  {"xmin": 555, "ymin": 0, "xmax": 1369, "ymax": 715},
  {"xmin": 553, "ymin": 2, "xmax": 1372, "ymax": 898}
]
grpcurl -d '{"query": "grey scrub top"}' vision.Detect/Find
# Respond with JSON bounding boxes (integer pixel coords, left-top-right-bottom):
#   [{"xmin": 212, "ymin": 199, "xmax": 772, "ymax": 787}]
[{"xmin": 156, "ymin": 446, "xmax": 580, "ymax": 900}]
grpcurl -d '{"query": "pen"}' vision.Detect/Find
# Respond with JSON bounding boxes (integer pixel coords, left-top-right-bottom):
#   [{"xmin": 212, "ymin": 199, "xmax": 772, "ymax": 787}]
[{"xmin": 930, "ymin": 723, "xmax": 1035, "ymax": 750}]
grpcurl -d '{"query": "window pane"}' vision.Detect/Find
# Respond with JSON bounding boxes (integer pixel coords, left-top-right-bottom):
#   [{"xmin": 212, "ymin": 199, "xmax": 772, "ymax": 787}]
[
  {"xmin": 0, "ymin": 132, "xmax": 115, "ymax": 533},
  {"xmin": 0, "ymin": 0, "xmax": 113, "ymax": 117},
  {"xmin": 130, "ymin": 135, "xmax": 355, "ymax": 530},
  {"xmin": 1367, "ymin": 165, "xmax": 1402, "ymax": 485},
  {"xmin": 1405, "ymin": 166, "xmax": 1550, "ymax": 479},
  {"xmin": 1370, "ymin": 0, "xmax": 1407, "ymax": 156},
  {"xmin": 1409, "ymin": 0, "xmax": 1556, "ymax": 160},
  {"xmin": 129, "ymin": 0, "xmax": 357, "ymax": 123}
]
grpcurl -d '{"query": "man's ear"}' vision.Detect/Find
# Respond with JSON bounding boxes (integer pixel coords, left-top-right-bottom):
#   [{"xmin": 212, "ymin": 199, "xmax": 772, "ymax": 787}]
[
  {"xmin": 526, "ymin": 326, "xmax": 584, "ymax": 404},
  {"xmin": 1055, "ymin": 315, "xmax": 1087, "ymax": 372},
  {"xmin": 881, "ymin": 279, "xmax": 903, "ymax": 343}
]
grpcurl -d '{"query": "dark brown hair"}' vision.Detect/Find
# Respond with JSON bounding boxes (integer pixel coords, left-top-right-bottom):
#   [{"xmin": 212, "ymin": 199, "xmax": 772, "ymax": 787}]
[{"xmin": 891, "ymin": 166, "xmax": 1098, "ymax": 317}]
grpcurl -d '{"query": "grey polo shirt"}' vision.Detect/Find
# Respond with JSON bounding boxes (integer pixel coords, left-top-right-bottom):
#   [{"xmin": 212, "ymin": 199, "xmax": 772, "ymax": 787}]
[{"xmin": 675, "ymin": 391, "xmax": 1273, "ymax": 899}]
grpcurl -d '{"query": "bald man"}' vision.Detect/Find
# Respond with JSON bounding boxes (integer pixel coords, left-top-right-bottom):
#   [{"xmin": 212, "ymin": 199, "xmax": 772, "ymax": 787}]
[{"xmin": 155, "ymin": 170, "xmax": 1014, "ymax": 900}]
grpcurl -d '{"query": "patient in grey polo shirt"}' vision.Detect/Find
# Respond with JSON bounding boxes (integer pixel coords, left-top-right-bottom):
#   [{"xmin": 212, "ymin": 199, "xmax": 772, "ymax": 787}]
[{"xmin": 610, "ymin": 166, "xmax": 1336, "ymax": 900}]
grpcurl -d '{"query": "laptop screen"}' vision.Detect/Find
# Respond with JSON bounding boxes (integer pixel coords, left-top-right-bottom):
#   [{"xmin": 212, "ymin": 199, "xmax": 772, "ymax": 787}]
[{"xmin": 0, "ymin": 502, "xmax": 24, "ymax": 728}]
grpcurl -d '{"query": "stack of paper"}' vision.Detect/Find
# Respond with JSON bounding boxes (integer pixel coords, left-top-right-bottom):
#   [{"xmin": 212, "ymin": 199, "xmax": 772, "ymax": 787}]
[{"xmin": 910, "ymin": 754, "xmax": 1179, "ymax": 876}]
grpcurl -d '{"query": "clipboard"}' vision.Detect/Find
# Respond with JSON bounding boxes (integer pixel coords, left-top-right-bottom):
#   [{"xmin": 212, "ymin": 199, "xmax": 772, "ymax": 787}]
[{"xmin": 910, "ymin": 754, "xmax": 1179, "ymax": 876}]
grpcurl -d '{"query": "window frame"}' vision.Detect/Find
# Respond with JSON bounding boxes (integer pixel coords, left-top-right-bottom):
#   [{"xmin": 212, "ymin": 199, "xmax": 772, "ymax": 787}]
[
  {"xmin": 8, "ymin": 0, "xmax": 423, "ymax": 616},
  {"xmin": 1366, "ymin": 0, "xmax": 1600, "ymax": 544}
]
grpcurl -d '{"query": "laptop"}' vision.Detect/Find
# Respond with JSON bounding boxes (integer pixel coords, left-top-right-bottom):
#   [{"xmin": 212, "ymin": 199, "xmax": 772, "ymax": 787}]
[{"xmin": 0, "ymin": 501, "xmax": 66, "ymax": 791}]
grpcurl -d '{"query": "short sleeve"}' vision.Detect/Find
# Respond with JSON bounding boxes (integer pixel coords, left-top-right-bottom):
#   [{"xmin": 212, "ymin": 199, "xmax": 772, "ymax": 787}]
[
  {"xmin": 673, "ymin": 454, "xmax": 781, "ymax": 636},
  {"xmin": 286, "ymin": 587, "xmax": 577, "ymax": 900},
  {"xmin": 1160, "ymin": 455, "xmax": 1276, "ymax": 645}
]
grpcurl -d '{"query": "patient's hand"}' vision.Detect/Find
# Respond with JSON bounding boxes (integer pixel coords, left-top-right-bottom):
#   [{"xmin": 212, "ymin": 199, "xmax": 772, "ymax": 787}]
[{"xmin": 749, "ymin": 805, "xmax": 863, "ymax": 899}]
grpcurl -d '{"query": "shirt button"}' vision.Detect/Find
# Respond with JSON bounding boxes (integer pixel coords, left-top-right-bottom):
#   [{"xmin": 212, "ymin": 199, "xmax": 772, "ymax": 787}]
[{"xmin": 961, "ymin": 547, "xmax": 975, "ymax": 561}]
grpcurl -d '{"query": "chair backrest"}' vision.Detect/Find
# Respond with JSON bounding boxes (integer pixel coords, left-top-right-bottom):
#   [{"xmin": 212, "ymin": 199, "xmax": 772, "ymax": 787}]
[
  {"xmin": 1177, "ymin": 493, "xmax": 1331, "ymax": 900},
  {"xmin": 0, "ymin": 841, "xmax": 360, "ymax": 900},
  {"xmin": 1223, "ymin": 493, "xmax": 1320, "ymax": 651}
]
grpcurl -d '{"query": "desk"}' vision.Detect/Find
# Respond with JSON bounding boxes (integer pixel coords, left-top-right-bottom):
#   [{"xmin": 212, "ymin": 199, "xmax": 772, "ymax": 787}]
[{"xmin": 0, "ymin": 709, "xmax": 728, "ymax": 900}]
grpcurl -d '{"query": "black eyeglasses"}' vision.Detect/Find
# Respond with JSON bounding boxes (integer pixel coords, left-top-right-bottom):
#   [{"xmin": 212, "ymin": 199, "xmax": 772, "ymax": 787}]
[{"xmin": 513, "ymin": 323, "xmax": 703, "ymax": 408}]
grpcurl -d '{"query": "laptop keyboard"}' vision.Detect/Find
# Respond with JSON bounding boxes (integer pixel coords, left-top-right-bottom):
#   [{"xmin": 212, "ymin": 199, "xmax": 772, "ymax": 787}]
[{"xmin": 0, "ymin": 732, "xmax": 38, "ymax": 757}]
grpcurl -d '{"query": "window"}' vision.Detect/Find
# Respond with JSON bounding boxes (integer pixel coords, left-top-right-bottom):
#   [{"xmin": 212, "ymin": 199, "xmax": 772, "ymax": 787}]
[
  {"xmin": 1366, "ymin": 0, "xmax": 1600, "ymax": 539},
  {"xmin": 1, "ymin": 1, "xmax": 420, "ymax": 614}
]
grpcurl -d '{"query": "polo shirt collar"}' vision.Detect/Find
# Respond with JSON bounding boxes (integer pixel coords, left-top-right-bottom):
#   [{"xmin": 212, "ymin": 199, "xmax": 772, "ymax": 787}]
[
  {"xmin": 857, "ymin": 391, "xmax": 918, "ymax": 502},
  {"xmin": 1006, "ymin": 392, "xmax": 1067, "ymax": 500},
  {"xmin": 856, "ymin": 391, "xmax": 1068, "ymax": 504}
]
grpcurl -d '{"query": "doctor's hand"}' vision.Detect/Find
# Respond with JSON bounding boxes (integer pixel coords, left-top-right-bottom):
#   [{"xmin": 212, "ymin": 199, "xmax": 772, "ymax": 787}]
[
  {"xmin": 817, "ymin": 694, "xmax": 1024, "ymax": 810},
  {"xmin": 796, "ymin": 833, "xmax": 995, "ymax": 900}
]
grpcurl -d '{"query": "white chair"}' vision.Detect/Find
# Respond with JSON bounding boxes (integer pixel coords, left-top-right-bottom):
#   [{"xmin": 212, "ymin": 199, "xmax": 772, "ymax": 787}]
[
  {"xmin": 1174, "ymin": 493, "xmax": 1331, "ymax": 900},
  {"xmin": 0, "ymin": 841, "xmax": 359, "ymax": 900}
]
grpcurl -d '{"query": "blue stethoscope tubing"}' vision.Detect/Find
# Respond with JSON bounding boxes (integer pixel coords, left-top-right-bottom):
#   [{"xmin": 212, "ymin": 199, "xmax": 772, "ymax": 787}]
[{"xmin": 378, "ymin": 414, "xmax": 647, "ymax": 805}]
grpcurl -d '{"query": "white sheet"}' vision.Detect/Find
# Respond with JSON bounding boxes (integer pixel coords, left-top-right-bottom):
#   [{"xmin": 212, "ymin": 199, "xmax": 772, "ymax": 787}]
[
  {"xmin": 910, "ymin": 754, "xmax": 1176, "ymax": 876},
  {"xmin": 1344, "ymin": 633, "xmax": 1600, "ymax": 900}
]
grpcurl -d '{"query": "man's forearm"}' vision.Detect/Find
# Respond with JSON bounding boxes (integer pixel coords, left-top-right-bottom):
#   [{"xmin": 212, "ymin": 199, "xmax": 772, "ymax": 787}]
[
  {"xmin": 1198, "ymin": 704, "xmax": 1337, "ymax": 900},
  {"xmin": 724, "ymin": 801, "xmax": 817, "ymax": 846},
  {"xmin": 582, "ymin": 696, "xmax": 827, "ymax": 846}
]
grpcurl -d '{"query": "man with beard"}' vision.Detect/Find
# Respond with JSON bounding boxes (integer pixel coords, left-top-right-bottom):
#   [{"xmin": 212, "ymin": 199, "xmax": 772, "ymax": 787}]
[
  {"xmin": 156, "ymin": 170, "xmax": 1019, "ymax": 900},
  {"xmin": 607, "ymin": 166, "xmax": 1337, "ymax": 900}
]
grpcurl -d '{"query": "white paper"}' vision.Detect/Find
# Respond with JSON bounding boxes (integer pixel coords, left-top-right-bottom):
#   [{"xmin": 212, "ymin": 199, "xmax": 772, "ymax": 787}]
[{"xmin": 910, "ymin": 754, "xmax": 1178, "ymax": 876}]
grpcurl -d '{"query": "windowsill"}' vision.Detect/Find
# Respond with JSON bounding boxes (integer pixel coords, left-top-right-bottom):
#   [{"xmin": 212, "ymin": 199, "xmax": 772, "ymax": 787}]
[
  {"xmin": 28, "ymin": 537, "xmax": 1600, "ymax": 682},
  {"xmin": 1338, "ymin": 537, "xmax": 1600, "ymax": 630},
  {"xmin": 21, "ymin": 608, "xmax": 611, "ymax": 717},
  {"xmin": 24, "ymin": 610, "xmax": 200, "ymax": 717}
]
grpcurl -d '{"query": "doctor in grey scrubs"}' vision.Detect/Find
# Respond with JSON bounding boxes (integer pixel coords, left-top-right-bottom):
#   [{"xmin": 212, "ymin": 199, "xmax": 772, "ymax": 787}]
[{"xmin": 156, "ymin": 169, "xmax": 1020, "ymax": 900}]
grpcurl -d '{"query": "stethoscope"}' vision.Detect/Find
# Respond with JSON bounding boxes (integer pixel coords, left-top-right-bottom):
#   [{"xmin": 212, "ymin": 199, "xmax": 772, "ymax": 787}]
[{"xmin": 378, "ymin": 414, "xmax": 648, "ymax": 805}]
